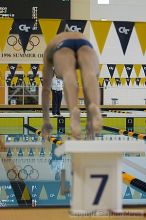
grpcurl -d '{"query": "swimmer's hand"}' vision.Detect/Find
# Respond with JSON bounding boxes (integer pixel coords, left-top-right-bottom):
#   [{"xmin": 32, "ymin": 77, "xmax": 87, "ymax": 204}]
[{"xmin": 42, "ymin": 122, "xmax": 53, "ymax": 139}]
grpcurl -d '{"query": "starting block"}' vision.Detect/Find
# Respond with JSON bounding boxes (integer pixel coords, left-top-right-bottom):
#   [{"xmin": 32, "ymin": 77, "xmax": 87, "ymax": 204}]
[{"xmin": 55, "ymin": 138, "xmax": 146, "ymax": 214}]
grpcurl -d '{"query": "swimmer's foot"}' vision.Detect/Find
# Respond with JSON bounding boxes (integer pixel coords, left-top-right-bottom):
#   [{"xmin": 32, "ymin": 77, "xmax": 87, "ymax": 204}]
[
  {"xmin": 70, "ymin": 107, "xmax": 81, "ymax": 139},
  {"xmin": 86, "ymin": 121, "xmax": 95, "ymax": 140},
  {"xmin": 88, "ymin": 103, "xmax": 102, "ymax": 135}
]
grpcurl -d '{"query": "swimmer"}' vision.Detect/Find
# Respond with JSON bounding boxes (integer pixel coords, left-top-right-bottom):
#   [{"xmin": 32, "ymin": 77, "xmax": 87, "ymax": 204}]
[{"xmin": 42, "ymin": 31, "xmax": 102, "ymax": 139}]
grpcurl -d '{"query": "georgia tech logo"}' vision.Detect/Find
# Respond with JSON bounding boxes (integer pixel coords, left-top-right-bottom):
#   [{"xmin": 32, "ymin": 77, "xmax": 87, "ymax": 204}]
[
  {"xmin": 64, "ymin": 24, "xmax": 82, "ymax": 32},
  {"xmin": 118, "ymin": 27, "xmax": 130, "ymax": 35},
  {"xmin": 19, "ymin": 24, "xmax": 31, "ymax": 32}
]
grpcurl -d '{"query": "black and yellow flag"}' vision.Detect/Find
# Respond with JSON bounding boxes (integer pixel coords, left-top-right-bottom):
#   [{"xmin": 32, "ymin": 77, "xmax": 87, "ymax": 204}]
[
  {"xmin": 91, "ymin": 21, "xmax": 111, "ymax": 54},
  {"xmin": 114, "ymin": 21, "xmax": 134, "ymax": 54},
  {"xmin": 39, "ymin": 19, "xmax": 61, "ymax": 45},
  {"xmin": 0, "ymin": 18, "xmax": 13, "ymax": 51},
  {"xmin": 135, "ymin": 22, "xmax": 146, "ymax": 55}
]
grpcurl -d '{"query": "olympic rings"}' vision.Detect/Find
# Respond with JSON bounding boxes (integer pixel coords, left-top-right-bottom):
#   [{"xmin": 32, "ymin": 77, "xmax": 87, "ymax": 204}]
[
  {"xmin": 7, "ymin": 165, "xmax": 39, "ymax": 181},
  {"xmin": 7, "ymin": 35, "xmax": 40, "ymax": 51}
]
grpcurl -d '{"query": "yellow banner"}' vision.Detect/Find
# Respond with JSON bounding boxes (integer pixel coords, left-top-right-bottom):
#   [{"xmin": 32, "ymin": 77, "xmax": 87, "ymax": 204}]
[
  {"xmin": 99, "ymin": 78, "xmax": 104, "ymax": 87},
  {"xmin": 134, "ymin": 64, "xmax": 141, "ymax": 77},
  {"xmin": 91, "ymin": 21, "xmax": 112, "ymax": 54},
  {"xmin": 116, "ymin": 64, "xmax": 124, "ymax": 78},
  {"xmin": 110, "ymin": 78, "xmax": 116, "ymax": 86},
  {"xmin": 0, "ymin": 19, "xmax": 13, "ymax": 51},
  {"xmin": 21, "ymin": 64, "xmax": 31, "ymax": 76},
  {"xmin": 39, "ymin": 19, "xmax": 61, "ymax": 45},
  {"xmin": 135, "ymin": 22, "xmax": 146, "ymax": 55},
  {"xmin": 130, "ymin": 78, "xmax": 135, "ymax": 86},
  {"xmin": 121, "ymin": 78, "xmax": 126, "ymax": 86}
]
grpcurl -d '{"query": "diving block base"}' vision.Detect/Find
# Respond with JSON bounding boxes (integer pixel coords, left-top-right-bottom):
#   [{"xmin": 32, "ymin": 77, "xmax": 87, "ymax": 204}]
[{"xmin": 55, "ymin": 140, "xmax": 146, "ymax": 214}]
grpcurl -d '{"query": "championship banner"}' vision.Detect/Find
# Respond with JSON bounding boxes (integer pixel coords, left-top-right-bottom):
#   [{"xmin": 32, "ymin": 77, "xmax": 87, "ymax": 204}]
[
  {"xmin": 116, "ymin": 64, "xmax": 124, "ymax": 78},
  {"xmin": 31, "ymin": 64, "xmax": 39, "ymax": 76},
  {"xmin": 115, "ymin": 78, "xmax": 121, "ymax": 86},
  {"xmin": 142, "ymin": 65, "xmax": 146, "ymax": 76},
  {"xmin": 14, "ymin": 19, "xmax": 35, "ymax": 52},
  {"xmin": 126, "ymin": 78, "xmax": 131, "ymax": 86},
  {"xmin": 135, "ymin": 78, "xmax": 141, "ymax": 86},
  {"xmin": 107, "ymin": 64, "xmax": 116, "ymax": 78},
  {"xmin": 0, "ymin": 19, "xmax": 13, "ymax": 51},
  {"xmin": 114, "ymin": 21, "xmax": 134, "ymax": 55},
  {"xmin": 130, "ymin": 78, "xmax": 135, "ymax": 86},
  {"xmin": 91, "ymin": 21, "xmax": 112, "ymax": 54},
  {"xmin": 120, "ymin": 78, "xmax": 126, "ymax": 86},
  {"xmin": 39, "ymin": 19, "xmax": 61, "ymax": 45},
  {"xmin": 8, "ymin": 64, "xmax": 17, "ymax": 76},
  {"xmin": 135, "ymin": 23, "xmax": 146, "ymax": 55},
  {"xmin": 21, "ymin": 64, "xmax": 31, "ymax": 76},
  {"xmin": 104, "ymin": 78, "xmax": 110, "ymax": 86},
  {"xmin": 134, "ymin": 64, "xmax": 141, "ymax": 77},
  {"xmin": 124, "ymin": 64, "xmax": 133, "ymax": 78},
  {"xmin": 109, "ymin": 78, "xmax": 116, "ymax": 86}
]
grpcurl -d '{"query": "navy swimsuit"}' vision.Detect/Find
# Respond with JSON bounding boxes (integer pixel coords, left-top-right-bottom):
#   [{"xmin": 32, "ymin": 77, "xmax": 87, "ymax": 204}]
[{"xmin": 54, "ymin": 38, "xmax": 93, "ymax": 53}]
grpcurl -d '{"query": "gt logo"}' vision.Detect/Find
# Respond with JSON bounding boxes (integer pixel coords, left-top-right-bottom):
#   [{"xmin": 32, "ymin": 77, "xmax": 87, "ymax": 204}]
[
  {"xmin": 19, "ymin": 24, "xmax": 31, "ymax": 32},
  {"xmin": 65, "ymin": 24, "xmax": 82, "ymax": 32},
  {"xmin": 118, "ymin": 26, "xmax": 130, "ymax": 35}
]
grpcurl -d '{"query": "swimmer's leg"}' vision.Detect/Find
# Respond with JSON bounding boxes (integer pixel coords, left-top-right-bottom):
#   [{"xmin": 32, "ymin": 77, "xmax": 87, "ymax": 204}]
[
  {"xmin": 77, "ymin": 46, "xmax": 102, "ymax": 136},
  {"xmin": 53, "ymin": 48, "xmax": 81, "ymax": 139}
]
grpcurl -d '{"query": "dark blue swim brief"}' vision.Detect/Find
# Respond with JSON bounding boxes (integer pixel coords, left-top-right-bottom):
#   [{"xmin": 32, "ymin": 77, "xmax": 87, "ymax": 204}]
[{"xmin": 54, "ymin": 38, "xmax": 93, "ymax": 53}]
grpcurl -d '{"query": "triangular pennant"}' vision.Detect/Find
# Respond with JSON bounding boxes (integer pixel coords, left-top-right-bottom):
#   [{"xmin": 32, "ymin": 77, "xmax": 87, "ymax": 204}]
[
  {"xmin": 125, "ymin": 65, "xmax": 133, "ymax": 78},
  {"xmin": 39, "ymin": 19, "xmax": 61, "ymax": 45},
  {"xmin": 7, "ymin": 148, "xmax": 12, "ymax": 157},
  {"xmin": 123, "ymin": 186, "xmax": 133, "ymax": 199},
  {"xmin": 29, "ymin": 148, "xmax": 34, "ymax": 156},
  {"xmin": 13, "ymin": 148, "xmax": 18, "ymax": 156},
  {"xmin": 91, "ymin": 21, "xmax": 112, "ymax": 54},
  {"xmin": 116, "ymin": 64, "xmax": 124, "ymax": 78},
  {"xmin": 21, "ymin": 187, "xmax": 31, "ymax": 201},
  {"xmin": 114, "ymin": 21, "xmax": 134, "ymax": 54},
  {"xmin": 115, "ymin": 78, "xmax": 121, "ymax": 86},
  {"xmin": 142, "ymin": 65, "xmax": 146, "ymax": 76},
  {"xmin": 18, "ymin": 148, "xmax": 23, "ymax": 156},
  {"xmin": 0, "ymin": 188, "xmax": 8, "ymax": 200},
  {"xmin": 39, "ymin": 185, "xmax": 48, "ymax": 200},
  {"xmin": 121, "ymin": 78, "xmax": 126, "ymax": 86},
  {"xmin": 99, "ymin": 64, "xmax": 103, "ymax": 72},
  {"xmin": 99, "ymin": 78, "xmax": 104, "ymax": 87},
  {"xmin": 0, "ymin": 64, "xmax": 8, "ymax": 76},
  {"xmin": 39, "ymin": 64, "xmax": 44, "ymax": 72},
  {"xmin": 135, "ymin": 22, "xmax": 146, "ymax": 55},
  {"xmin": 134, "ymin": 64, "xmax": 141, "ymax": 77},
  {"xmin": 140, "ymin": 78, "xmax": 145, "ymax": 86},
  {"xmin": 8, "ymin": 64, "xmax": 17, "ymax": 76},
  {"xmin": 135, "ymin": 78, "xmax": 141, "ymax": 86},
  {"xmin": 109, "ymin": 78, "xmax": 116, "ymax": 86},
  {"xmin": 131, "ymin": 78, "xmax": 135, "ymax": 86},
  {"xmin": 14, "ymin": 19, "xmax": 35, "ymax": 52},
  {"xmin": 132, "ymin": 190, "xmax": 141, "ymax": 199},
  {"xmin": 40, "ymin": 148, "xmax": 45, "ymax": 156},
  {"xmin": 24, "ymin": 148, "xmax": 29, "ymax": 156},
  {"xmin": 0, "ymin": 19, "xmax": 13, "ymax": 51},
  {"xmin": 57, "ymin": 187, "xmax": 66, "ymax": 200},
  {"xmin": 107, "ymin": 64, "xmax": 116, "ymax": 78},
  {"xmin": 126, "ymin": 78, "xmax": 131, "ymax": 86},
  {"xmin": 31, "ymin": 64, "xmax": 39, "ymax": 76},
  {"xmin": 57, "ymin": 20, "xmax": 87, "ymax": 33},
  {"xmin": 21, "ymin": 64, "xmax": 31, "ymax": 76},
  {"xmin": 104, "ymin": 78, "xmax": 110, "ymax": 86}
]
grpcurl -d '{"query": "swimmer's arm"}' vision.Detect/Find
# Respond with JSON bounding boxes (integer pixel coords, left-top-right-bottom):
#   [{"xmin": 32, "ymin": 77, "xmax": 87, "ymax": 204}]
[{"xmin": 42, "ymin": 57, "xmax": 53, "ymax": 123}]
